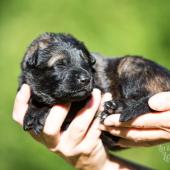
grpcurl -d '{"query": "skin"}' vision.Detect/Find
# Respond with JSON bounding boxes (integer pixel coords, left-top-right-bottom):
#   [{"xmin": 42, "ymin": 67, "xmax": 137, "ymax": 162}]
[
  {"xmin": 13, "ymin": 84, "xmax": 154, "ymax": 170},
  {"xmin": 101, "ymin": 92, "xmax": 170, "ymax": 147}
]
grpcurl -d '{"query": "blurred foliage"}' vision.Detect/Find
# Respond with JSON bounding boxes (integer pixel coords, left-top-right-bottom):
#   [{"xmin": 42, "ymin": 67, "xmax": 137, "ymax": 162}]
[{"xmin": 0, "ymin": 0, "xmax": 170, "ymax": 169}]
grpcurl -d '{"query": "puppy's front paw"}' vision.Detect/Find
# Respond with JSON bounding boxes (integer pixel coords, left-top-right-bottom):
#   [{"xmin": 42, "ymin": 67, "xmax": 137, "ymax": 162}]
[
  {"xmin": 100, "ymin": 97, "xmax": 152, "ymax": 124},
  {"xmin": 104, "ymin": 100, "xmax": 118, "ymax": 113},
  {"xmin": 23, "ymin": 114, "xmax": 43, "ymax": 135},
  {"xmin": 23, "ymin": 107, "xmax": 49, "ymax": 135},
  {"xmin": 100, "ymin": 100, "xmax": 120, "ymax": 123},
  {"xmin": 100, "ymin": 100, "xmax": 126, "ymax": 123},
  {"xmin": 119, "ymin": 97, "xmax": 152, "ymax": 122},
  {"xmin": 23, "ymin": 112, "xmax": 35, "ymax": 131}
]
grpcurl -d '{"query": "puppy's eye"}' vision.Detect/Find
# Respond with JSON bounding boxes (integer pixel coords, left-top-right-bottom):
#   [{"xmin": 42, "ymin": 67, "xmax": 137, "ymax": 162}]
[{"xmin": 56, "ymin": 59, "xmax": 68, "ymax": 66}]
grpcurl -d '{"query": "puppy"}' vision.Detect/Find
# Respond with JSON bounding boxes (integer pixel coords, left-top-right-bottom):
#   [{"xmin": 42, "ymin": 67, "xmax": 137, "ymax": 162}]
[{"xmin": 19, "ymin": 32, "xmax": 170, "ymax": 150}]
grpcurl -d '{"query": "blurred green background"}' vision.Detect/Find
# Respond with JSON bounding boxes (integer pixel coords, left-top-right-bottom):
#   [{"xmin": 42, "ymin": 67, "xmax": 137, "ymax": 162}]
[{"xmin": 0, "ymin": 0, "xmax": 170, "ymax": 169}]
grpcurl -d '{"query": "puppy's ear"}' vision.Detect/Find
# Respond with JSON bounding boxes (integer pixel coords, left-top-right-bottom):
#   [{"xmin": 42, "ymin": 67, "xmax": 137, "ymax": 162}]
[
  {"xmin": 38, "ymin": 32, "xmax": 54, "ymax": 49},
  {"xmin": 22, "ymin": 43, "xmax": 39, "ymax": 68},
  {"xmin": 38, "ymin": 37, "xmax": 51, "ymax": 50},
  {"xmin": 90, "ymin": 54, "xmax": 96, "ymax": 65},
  {"xmin": 22, "ymin": 33, "xmax": 52, "ymax": 68}
]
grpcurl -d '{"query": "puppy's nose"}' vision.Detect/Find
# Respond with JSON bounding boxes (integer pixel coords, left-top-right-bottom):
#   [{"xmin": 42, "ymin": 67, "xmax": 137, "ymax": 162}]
[{"xmin": 78, "ymin": 74, "xmax": 90, "ymax": 85}]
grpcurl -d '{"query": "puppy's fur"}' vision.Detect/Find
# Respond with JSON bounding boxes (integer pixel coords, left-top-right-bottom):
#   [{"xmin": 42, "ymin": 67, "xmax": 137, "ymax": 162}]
[{"xmin": 19, "ymin": 33, "xmax": 170, "ymax": 150}]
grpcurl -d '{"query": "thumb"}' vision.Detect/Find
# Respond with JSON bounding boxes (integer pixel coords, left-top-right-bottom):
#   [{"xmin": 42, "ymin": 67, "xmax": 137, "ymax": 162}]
[{"xmin": 148, "ymin": 92, "xmax": 170, "ymax": 111}]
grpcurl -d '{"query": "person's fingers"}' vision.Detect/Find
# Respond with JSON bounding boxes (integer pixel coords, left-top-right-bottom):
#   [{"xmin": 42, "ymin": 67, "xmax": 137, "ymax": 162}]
[
  {"xmin": 76, "ymin": 118, "xmax": 101, "ymax": 155},
  {"xmin": 63, "ymin": 89, "xmax": 101, "ymax": 147},
  {"xmin": 101, "ymin": 126, "xmax": 170, "ymax": 142},
  {"xmin": 103, "ymin": 111, "xmax": 170, "ymax": 128},
  {"xmin": 55, "ymin": 118, "xmax": 101, "ymax": 156},
  {"xmin": 149, "ymin": 92, "xmax": 170, "ymax": 111},
  {"xmin": 42, "ymin": 103, "xmax": 71, "ymax": 148},
  {"xmin": 12, "ymin": 84, "xmax": 31, "ymax": 126}
]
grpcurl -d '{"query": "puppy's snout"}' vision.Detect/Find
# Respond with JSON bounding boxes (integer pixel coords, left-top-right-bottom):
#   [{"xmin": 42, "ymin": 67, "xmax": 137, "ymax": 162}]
[{"xmin": 78, "ymin": 74, "xmax": 90, "ymax": 85}]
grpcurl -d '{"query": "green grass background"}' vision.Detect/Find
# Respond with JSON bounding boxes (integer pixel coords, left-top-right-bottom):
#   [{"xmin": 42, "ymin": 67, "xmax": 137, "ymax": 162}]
[{"xmin": 0, "ymin": 0, "xmax": 170, "ymax": 169}]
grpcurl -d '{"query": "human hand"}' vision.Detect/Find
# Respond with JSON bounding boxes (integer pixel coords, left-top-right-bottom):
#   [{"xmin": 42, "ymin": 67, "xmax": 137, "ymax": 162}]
[
  {"xmin": 13, "ymin": 84, "xmax": 120, "ymax": 170},
  {"xmin": 12, "ymin": 85, "xmax": 152, "ymax": 170},
  {"xmin": 101, "ymin": 92, "xmax": 170, "ymax": 147}
]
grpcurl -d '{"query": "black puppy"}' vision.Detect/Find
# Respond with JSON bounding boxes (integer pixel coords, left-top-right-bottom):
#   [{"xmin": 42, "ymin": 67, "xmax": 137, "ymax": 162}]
[{"xmin": 19, "ymin": 32, "xmax": 170, "ymax": 149}]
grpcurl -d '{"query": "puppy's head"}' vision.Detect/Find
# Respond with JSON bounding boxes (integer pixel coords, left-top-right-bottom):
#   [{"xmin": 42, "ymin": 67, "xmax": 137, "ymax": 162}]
[{"xmin": 21, "ymin": 33, "xmax": 96, "ymax": 104}]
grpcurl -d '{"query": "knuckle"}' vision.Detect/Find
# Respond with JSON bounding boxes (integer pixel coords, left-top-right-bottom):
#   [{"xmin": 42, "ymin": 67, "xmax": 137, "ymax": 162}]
[
  {"xmin": 71, "ymin": 123, "xmax": 87, "ymax": 135},
  {"xmin": 80, "ymin": 144, "xmax": 96, "ymax": 155},
  {"xmin": 55, "ymin": 146, "xmax": 74, "ymax": 157},
  {"xmin": 62, "ymin": 150, "xmax": 73, "ymax": 157},
  {"xmin": 80, "ymin": 147, "xmax": 91, "ymax": 155},
  {"xmin": 43, "ymin": 126, "xmax": 59, "ymax": 137},
  {"xmin": 48, "ymin": 143, "xmax": 60, "ymax": 153},
  {"xmin": 44, "ymin": 129, "xmax": 58, "ymax": 137},
  {"xmin": 48, "ymin": 146, "xmax": 58, "ymax": 153},
  {"xmin": 133, "ymin": 136, "xmax": 142, "ymax": 143},
  {"xmin": 127, "ymin": 131, "xmax": 142, "ymax": 143}
]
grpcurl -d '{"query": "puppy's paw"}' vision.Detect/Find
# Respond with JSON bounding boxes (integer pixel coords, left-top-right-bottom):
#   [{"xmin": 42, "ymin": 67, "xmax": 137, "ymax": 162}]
[
  {"xmin": 23, "ymin": 113, "xmax": 34, "ymax": 131},
  {"xmin": 100, "ymin": 111, "xmax": 110, "ymax": 123},
  {"xmin": 104, "ymin": 100, "xmax": 118, "ymax": 113},
  {"xmin": 23, "ymin": 107, "xmax": 49, "ymax": 135},
  {"xmin": 119, "ymin": 110, "xmax": 134, "ymax": 122},
  {"xmin": 23, "ymin": 113, "xmax": 43, "ymax": 135},
  {"xmin": 119, "ymin": 99, "xmax": 152, "ymax": 122},
  {"xmin": 100, "ymin": 100, "xmax": 123, "ymax": 123},
  {"xmin": 100, "ymin": 97, "xmax": 152, "ymax": 123}
]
